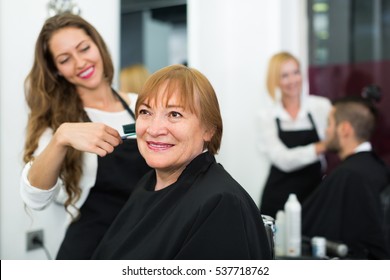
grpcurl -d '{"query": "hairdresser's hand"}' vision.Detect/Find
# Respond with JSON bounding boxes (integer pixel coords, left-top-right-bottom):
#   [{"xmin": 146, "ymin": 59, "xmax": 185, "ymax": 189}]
[
  {"xmin": 27, "ymin": 122, "xmax": 122, "ymax": 190},
  {"xmin": 55, "ymin": 122, "xmax": 123, "ymax": 157},
  {"xmin": 314, "ymin": 141, "xmax": 327, "ymax": 155}
]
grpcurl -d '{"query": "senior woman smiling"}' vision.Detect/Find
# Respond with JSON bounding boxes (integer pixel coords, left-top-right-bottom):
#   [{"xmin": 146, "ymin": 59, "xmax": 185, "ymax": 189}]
[{"xmin": 92, "ymin": 64, "xmax": 272, "ymax": 260}]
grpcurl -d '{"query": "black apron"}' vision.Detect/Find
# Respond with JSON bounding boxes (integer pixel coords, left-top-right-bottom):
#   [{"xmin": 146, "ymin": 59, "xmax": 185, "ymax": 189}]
[
  {"xmin": 56, "ymin": 90, "xmax": 151, "ymax": 259},
  {"xmin": 260, "ymin": 113, "xmax": 322, "ymax": 219}
]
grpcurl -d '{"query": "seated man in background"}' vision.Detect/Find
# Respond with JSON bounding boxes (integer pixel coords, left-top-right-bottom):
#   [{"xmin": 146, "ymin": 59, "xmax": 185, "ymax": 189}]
[{"xmin": 302, "ymin": 96, "xmax": 390, "ymax": 259}]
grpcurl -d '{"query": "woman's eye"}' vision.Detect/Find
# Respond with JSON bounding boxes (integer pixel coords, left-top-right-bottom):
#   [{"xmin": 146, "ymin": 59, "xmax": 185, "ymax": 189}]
[
  {"xmin": 281, "ymin": 73, "xmax": 288, "ymax": 79},
  {"xmin": 139, "ymin": 109, "xmax": 149, "ymax": 115},
  {"xmin": 81, "ymin": 45, "xmax": 90, "ymax": 52},
  {"xmin": 169, "ymin": 111, "xmax": 183, "ymax": 118},
  {"xmin": 59, "ymin": 57, "xmax": 69, "ymax": 64}
]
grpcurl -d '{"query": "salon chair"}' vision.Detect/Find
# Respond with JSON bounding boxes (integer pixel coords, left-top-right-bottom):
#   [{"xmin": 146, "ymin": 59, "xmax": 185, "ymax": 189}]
[
  {"xmin": 262, "ymin": 215, "xmax": 275, "ymax": 259},
  {"xmin": 380, "ymin": 184, "xmax": 390, "ymax": 250}
]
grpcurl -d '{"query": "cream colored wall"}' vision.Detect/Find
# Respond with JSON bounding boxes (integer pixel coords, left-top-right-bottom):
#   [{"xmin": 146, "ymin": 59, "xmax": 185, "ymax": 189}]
[
  {"xmin": 187, "ymin": 0, "xmax": 308, "ymax": 206},
  {"xmin": 0, "ymin": 0, "xmax": 307, "ymax": 259},
  {"xmin": 0, "ymin": 0, "xmax": 120, "ymax": 259}
]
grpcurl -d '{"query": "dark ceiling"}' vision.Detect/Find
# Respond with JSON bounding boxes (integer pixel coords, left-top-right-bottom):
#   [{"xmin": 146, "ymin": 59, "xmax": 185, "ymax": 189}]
[{"xmin": 121, "ymin": 0, "xmax": 187, "ymax": 24}]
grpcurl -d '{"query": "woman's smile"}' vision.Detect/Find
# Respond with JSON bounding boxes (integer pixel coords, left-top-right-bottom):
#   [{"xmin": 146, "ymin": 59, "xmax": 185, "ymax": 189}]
[
  {"xmin": 146, "ymin": 141, "xmax": 174, "ymax": 151},
  {"xmin": 78, "ymin": 66, "xmax": 95, "ymax": 79}
]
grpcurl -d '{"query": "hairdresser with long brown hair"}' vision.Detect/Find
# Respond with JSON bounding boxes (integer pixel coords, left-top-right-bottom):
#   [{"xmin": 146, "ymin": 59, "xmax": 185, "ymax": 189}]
[{"xmin": 20, "ymin": 13, "xmax": 150, "ymax": 259}]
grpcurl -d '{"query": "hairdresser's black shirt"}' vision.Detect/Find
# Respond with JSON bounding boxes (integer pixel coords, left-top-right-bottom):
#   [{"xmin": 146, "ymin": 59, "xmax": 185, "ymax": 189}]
[{"xmin": 56, "ymin": 91, "xmax": 151, "ymax": 260}]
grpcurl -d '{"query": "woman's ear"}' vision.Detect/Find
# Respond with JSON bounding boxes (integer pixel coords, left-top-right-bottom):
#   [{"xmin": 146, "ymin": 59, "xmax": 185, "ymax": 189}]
[{"xmin": 203, "ymin": 126, "xmax": 215, "ymax": 142}]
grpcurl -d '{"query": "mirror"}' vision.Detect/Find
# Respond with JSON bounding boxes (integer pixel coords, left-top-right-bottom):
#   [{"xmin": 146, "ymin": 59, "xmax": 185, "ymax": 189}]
[{"xmin": 120, "ymin": 0, "xmax": 187, "ymax": 74}]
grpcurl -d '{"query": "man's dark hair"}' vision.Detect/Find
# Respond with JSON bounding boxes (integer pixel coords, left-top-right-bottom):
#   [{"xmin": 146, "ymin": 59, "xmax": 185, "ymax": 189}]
[{"xmin": 332, "ymin": 96, "xmax": 377, "ymax": 142}]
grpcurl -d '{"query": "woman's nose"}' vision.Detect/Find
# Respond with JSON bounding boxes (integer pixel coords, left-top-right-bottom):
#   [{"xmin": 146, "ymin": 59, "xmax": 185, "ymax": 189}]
[
  {"xmin": 286, "ymin": 74, "xmax": 296, "ymax": 83},
  {"xmin": 146, "ymin": 116, "xmax": 168, "ymax": 136},
  {"xmin": 74, "ymin": 55, "xmax": 86, "ymax": 68}
]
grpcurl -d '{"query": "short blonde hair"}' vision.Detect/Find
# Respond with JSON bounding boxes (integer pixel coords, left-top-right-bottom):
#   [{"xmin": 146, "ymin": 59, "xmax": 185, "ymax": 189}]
[
  {"xmin": 136, "ymin": 64, "xmax": 223, "ymax": 154},
  {"xmin": 120, "ymin": 64, "xmax": 150, "ymax": 94},
  {"xmin": 266, "ymin": 52, "xmax": 300, "ymax": 100}
]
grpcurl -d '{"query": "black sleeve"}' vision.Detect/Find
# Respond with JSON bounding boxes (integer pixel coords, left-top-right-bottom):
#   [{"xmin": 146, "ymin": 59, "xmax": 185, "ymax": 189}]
[{"xmin": 174, "ymin": 193, "xmax": 271, "ymax": 260}]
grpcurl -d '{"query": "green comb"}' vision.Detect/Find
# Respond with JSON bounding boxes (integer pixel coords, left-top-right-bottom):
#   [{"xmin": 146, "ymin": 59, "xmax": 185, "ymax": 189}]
[{"xmin": 121, "ymin": 123, "xmax": 136, "ymax": 139}]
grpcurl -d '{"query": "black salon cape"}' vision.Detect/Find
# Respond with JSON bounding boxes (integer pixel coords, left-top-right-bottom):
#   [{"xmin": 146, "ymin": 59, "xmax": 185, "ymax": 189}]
[
  {"xmin": 302, "ymin": 151, "xmax": 390, "ymax": 259},
  {"xmin": 92, "ymin": 152, "xmax": 271, "ymax": 260}
]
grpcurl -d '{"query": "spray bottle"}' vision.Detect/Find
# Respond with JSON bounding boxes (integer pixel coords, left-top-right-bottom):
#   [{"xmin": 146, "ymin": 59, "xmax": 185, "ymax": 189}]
[
  {"xmin": 284, "ymin": 193, "xmax": 301, "ymax": 257},
  {"xmin": 274, "ymin": 210, "xmax": 286, "ymax": 257}
]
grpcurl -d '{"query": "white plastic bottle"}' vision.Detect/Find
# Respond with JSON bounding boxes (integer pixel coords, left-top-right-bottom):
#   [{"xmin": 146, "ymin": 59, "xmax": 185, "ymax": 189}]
[
  {"xmin": 274, "ymin": 210, "xmax": 286, "ymax": 257},
  {"xmin": 284, "ymin": 193, "xmax": 301, "ymax": 257}
]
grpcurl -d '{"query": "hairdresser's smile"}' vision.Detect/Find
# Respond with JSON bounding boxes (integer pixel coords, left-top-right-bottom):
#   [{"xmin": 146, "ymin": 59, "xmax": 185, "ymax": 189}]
[{"xmin": 78, "ymin": 66, "xmax": 95, "ymax": 79}]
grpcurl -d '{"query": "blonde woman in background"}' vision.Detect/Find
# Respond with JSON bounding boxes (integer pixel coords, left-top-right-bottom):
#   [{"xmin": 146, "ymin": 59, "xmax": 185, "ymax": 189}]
[
  {"xmin": 120, "ymin": 64, "xmax": 150, "ymax": 94},
  {"xmin": 257, "ymin": 52, "xmax": 331, "ymax": 218}
]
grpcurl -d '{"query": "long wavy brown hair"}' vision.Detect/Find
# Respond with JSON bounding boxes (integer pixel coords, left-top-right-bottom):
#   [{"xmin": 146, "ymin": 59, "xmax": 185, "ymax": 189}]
[{"xmin": 23, "ymin": 13, "xmax": 114, "ymax": 216}]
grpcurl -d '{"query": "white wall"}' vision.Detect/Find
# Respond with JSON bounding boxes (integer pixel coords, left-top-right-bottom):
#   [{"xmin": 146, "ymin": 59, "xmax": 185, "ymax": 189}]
[
  {"xmin": 0, "ymin": 0, "xmax": 307, "ymax": 259},
  {"xmin": 187, "ymin": 0, "xmax": 307, "ymax": 206},
  {"xmin": 0, "ymin": 0, "xmax": 120, "ymax": 259}
]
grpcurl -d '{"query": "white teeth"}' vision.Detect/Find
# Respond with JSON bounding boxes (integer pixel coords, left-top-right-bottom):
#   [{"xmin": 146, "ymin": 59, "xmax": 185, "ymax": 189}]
[
  {"xmin": 150, "ymin": 143, "xmax": 170, "ymax": 148},
  {"xmin": 79, "ymin": 67, "xmax": 93, "ymax": 77}
]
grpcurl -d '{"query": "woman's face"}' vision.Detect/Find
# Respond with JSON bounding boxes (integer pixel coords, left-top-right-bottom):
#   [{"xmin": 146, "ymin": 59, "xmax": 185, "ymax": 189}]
[
  {"xmin": 136, "ymin": 84, "xmax": 213, "ymax": 177},
  {"xmin": 278, "ymin": 59, "xmax": 302, "ymax": 99},
  {"xmin": 49, "ymin": 27, "xmax": 104, "ymax": 91}
]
